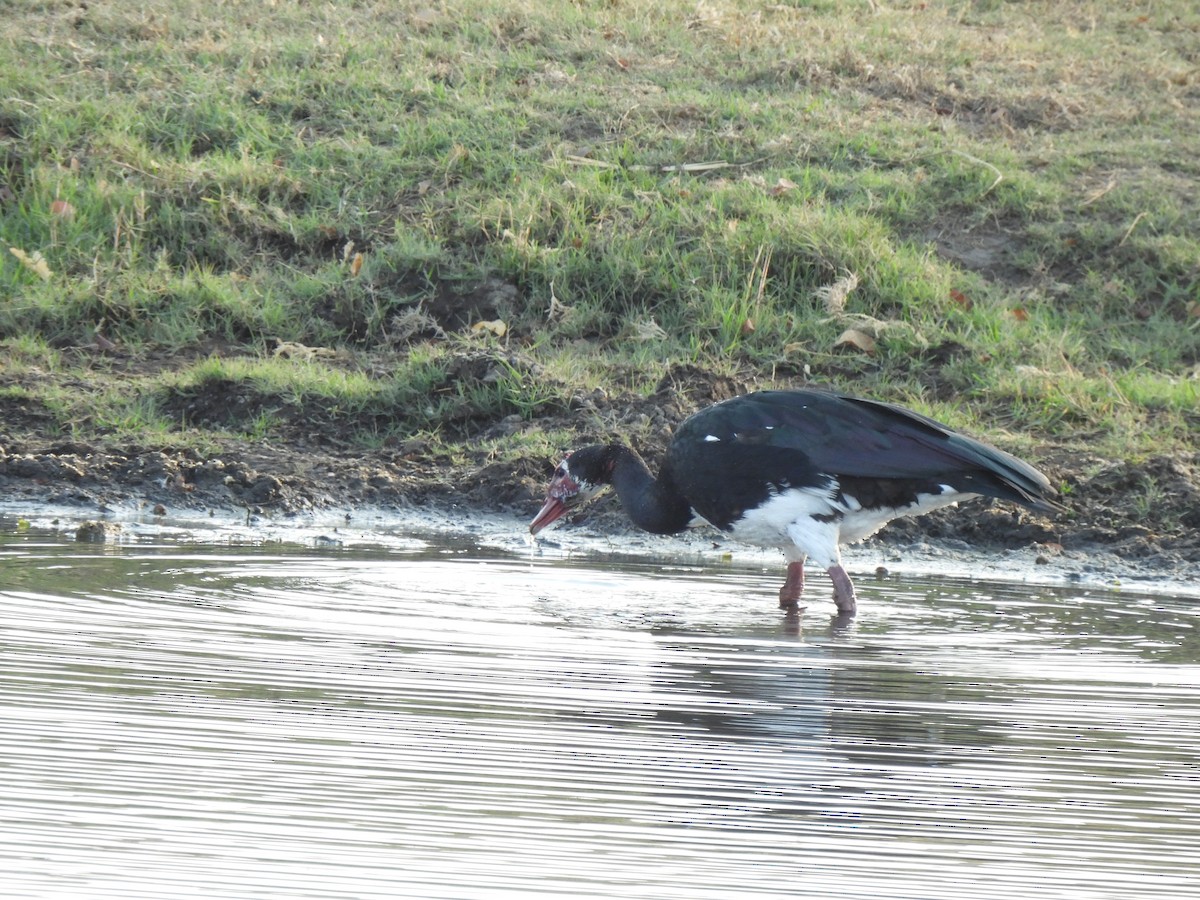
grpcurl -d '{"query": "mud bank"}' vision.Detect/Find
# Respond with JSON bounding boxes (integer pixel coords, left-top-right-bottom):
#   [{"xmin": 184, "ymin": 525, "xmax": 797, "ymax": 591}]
[{"xmin": 2, "ymin": 363, "xmax": 1198, "ymax": 596}]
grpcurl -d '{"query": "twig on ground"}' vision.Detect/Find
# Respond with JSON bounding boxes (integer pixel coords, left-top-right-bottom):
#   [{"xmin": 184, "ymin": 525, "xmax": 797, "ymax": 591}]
[
  {"xmin": 1117, "ymin": 211, "xmax": 1148, "ymax": 248},
  {"xmin": 947, "ymin": 149, "xmax": 1004, "ymax": 196},
  {"xmin": 561, "ymin": 155, "xmax": 766, "ymax": 173}
]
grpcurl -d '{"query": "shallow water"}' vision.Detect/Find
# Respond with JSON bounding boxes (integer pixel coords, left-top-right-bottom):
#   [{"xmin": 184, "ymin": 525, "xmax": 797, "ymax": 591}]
[{"xmin": 3, "ymin": 521, "xmax": 1200, "ymax": 899}]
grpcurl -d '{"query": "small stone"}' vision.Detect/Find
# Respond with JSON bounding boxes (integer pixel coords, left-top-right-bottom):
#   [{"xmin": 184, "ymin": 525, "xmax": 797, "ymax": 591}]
[{"xmin": 75, "ymin": 521, "xmax": 121, "ymax": 542}]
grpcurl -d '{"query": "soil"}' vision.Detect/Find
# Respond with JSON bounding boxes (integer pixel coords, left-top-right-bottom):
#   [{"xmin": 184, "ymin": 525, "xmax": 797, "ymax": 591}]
[{"xmin": 2, "ymin": 352, "xmax": 1198, "ymax": 588}]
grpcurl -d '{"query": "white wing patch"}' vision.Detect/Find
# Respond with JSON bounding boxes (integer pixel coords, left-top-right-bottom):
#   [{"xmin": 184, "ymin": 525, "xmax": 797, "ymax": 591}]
[
  {"xmin": 728, "ymin": 484, "xmax": 838, "ymax": 547},
  {"xmin": 838, "ymin": 488, "xmax": 967, "ymax": 543},
  {"xmin": 728, "ymin": 483, "xmax": 972, "ymax": 569}
]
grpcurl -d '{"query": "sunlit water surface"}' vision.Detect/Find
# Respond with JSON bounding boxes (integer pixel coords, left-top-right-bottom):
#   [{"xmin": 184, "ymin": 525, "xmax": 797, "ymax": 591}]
[{"xmin": 2, "ymin": 523, "xmax": 1199, "ymax": 899}]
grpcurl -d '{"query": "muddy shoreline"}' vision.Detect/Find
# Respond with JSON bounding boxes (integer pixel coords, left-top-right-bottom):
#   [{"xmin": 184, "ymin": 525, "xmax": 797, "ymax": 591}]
[
  {"xmin": 2, "ymin": 432, "xmax": 1197, "ymax": 598},
  {"xmin": 4, "ymin": 353, "xmax": 1199, "ymax": 593}
]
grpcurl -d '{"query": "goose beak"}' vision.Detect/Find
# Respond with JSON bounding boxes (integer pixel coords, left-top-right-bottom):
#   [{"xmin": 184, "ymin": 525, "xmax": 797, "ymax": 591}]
[
  {"xmin": 529, "ymin": 468, "xmax": 583, "ymax": 535},
  {"xmin": 529, "ymin": 496, "xmax": 569, "ymax": 535}
]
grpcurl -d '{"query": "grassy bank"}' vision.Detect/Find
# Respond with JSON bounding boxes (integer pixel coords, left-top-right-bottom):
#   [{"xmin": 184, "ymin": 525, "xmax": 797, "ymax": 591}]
[{"xmin": 2, "ymin": 0, "xmax": 1197, "ymax": 479}]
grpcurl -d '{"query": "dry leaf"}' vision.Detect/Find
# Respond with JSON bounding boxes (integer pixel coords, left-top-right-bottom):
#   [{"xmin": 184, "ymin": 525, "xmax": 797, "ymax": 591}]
[
  {"xmin": 349, "ymin": 252, "xmax": 364, "ymax": 278},
  {"xmin": 1186, "ymin": 300, "xmax": 1200, "ymax": 319},
  {"xmin": 50, "ymin": 200, "xmax": 75, "ymax": 219},
  {"xmin": 768, "ymin": 177, "xmax": 798, "ymax": 197},
  {"xmin": 471, "ymin": 319, "xmax": 508, "ymax": 338},
  {"xmin": 834, "ymin": 328, "xmax": 877, "ymax": 355},
  {"xmin": 9, "ymin": 247, "xmax": 52, "ymax": 280},
  {"xmin": 949, "ymin": 289, "xmax": 972, "ymax": 310},
  {"xmin": 1011, "ymin": 307, "xmax": 1029, "ymax": 321},
  {"xmin": 740, "ymin": 318, "xmax": 756, "ymax": 336}
]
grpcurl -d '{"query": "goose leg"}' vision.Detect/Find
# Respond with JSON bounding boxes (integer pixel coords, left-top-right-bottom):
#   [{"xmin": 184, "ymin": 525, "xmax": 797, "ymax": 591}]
[
  {"xmin": 778, "ymin": 561, "xmax": 806, "ymax": 610},
  {"xmin": 827, "ymin": 565, "xmax": 857, "ymax": 616}
]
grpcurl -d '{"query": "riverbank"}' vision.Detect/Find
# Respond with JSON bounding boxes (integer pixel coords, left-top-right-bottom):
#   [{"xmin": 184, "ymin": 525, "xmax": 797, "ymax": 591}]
[{"xmin": 3, "ymin": 361, "xmax": 1198, "ymax": 596}]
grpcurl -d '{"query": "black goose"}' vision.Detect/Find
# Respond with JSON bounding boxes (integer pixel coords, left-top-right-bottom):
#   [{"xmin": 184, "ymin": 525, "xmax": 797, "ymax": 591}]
[{"xmin": 529, "ymin": 389, "xmax": 1059, "ymax": 616}]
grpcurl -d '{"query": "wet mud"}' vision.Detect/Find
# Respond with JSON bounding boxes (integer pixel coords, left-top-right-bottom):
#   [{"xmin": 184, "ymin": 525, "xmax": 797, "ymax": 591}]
[{"xmin": 1, "ymin": 359, "xmax": 1197, "ymax": 588}]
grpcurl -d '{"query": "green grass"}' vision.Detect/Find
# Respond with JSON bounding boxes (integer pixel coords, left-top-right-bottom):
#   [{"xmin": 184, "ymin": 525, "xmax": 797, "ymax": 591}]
[{"xmin": 1, "ymin": 0, "xmax": 1197, "ymax": 464}]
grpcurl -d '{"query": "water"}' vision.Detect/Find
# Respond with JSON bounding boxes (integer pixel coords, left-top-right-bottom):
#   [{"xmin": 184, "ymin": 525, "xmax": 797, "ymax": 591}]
[{"xmin": 2, "ymin": 519, "xmax": 1199, "ymax": 899}]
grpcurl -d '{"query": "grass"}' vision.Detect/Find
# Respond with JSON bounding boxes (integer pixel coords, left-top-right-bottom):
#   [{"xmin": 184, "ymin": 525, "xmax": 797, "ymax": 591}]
[{"xmin": 1, "ymin": 0, "xmax": 1197, "ymax": 467}]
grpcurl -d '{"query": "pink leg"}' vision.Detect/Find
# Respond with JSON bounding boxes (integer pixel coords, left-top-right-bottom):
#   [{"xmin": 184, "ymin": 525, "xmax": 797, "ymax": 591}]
[
  {"xmin": 827, "ymin": 565, "xmax": 857, "ymax": 616},
  {"xmin": 778, "ymin": 561, "xmax": 806, "ymax": 610}
]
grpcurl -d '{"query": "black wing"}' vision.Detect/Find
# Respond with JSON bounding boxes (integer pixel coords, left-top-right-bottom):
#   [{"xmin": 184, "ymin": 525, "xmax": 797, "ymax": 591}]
[{"xmin": 671, "ymin": 389, "xmax": 1057, "ymax": 514}]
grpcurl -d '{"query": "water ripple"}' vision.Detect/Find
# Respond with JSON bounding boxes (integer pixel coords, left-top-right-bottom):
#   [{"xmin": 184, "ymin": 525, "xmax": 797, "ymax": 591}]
[{"xmin": 2, "ymin": 535, "xmax": 1199, "ymax": 898}]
